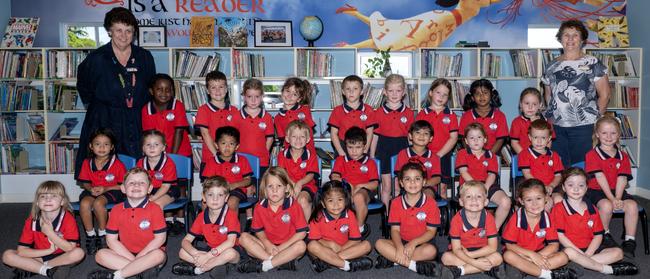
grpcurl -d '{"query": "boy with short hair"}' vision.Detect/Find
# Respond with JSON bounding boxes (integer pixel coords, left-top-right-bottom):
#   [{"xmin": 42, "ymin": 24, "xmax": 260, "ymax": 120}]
[
  {"xmin": 330, "ymin": 126, "xmax": 378, "ymax": 239},
  {"xmin": 394, "ymin": 120, "xmax": 442, "ymax": 199},
  {"xmin": 328, "ymin": 75, "xmax": 376, "ymax": 156},
  {"xmin": 518, "ymin": 119, "xmax": 564, "ymax": 208},
  {"xmin": 441, "ymin": 180, "xmax": 504, "ymax": 278}
]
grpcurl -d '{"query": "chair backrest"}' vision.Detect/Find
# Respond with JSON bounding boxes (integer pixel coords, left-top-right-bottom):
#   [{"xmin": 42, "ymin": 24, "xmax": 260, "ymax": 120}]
[
  {"xmin": 511, "ymin": 154, "xmax": 522, "ymax": 178},
  {"xmin": 239, "ymin": 152, "xmax": 261, "ymax": 184},
  {"xmin": 168, "ymin": 153, "xmax": 192, "ymax": 180},
  {"xmin": 390, "ymin": 155, "xmax": 397, "ymax": 178},
  {"xmin": 117, "ymin": 154, "xmax": 136, "ymax": 169},
  {"xmin": 572, "ymin": 161, "xmax": 585, "ymax": 169}
]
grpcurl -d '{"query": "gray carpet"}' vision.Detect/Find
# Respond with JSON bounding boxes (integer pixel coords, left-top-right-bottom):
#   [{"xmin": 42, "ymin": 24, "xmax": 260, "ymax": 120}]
[{"xmin": 0, "ymin": 198, "xmax": 648, "ymax": 279}]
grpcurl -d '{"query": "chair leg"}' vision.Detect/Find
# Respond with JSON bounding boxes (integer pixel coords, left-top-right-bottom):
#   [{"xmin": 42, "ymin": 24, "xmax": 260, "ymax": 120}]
[
  {"xmin": 381, "ymin": 210, "xmax": 388, "ymax": 238},
  {"xmin": 640, "ymin": 209, "xmax": 649, "ymax": 255}
]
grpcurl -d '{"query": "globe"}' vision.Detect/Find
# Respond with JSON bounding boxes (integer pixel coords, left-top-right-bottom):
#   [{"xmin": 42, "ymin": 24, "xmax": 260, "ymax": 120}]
[{"xmin": 299, "ymin": 16, "xmax": 324, "ymax": 47}]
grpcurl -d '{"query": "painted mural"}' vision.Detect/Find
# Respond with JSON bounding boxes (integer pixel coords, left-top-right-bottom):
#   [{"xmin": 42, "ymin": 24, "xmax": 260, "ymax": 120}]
[{"xmin": 10, "ymin": 0, "xmax": 627, "ymax": 48}]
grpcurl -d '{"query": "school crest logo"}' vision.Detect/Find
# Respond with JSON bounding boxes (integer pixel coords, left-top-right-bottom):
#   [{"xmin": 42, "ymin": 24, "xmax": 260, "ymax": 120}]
[
  {"xmin": 535, "ymin": 229, "xmax": 546, "ymax": 238},
  {"xmin": 139, "ymin": 219, "xmax": 151, "ymax": 230},
  {"xmin": 281, "ymin": 213, "xmax": 291, "ymax": 223},
  {"xmin": 219, "ymin": 226, "xmax": 228, "ymax": 235},
  {"xmin": 166, "ymin": 112, "xmax": 175, "ymax": 121},
  {"xmin": 340, "ymin": 224, "xmax": 349, "ymax": 233},
  {"xmin": 416, "ymin": 211, "xmax": 427, "ymax": 221},
  {"xmin": 231, "ymin": 165, "xmax": 241, "ymax": 174},
  {"xmin": 105, "ymin": 173, "xmax": 115, "ymax": 182},
  {"xmin": 258, "ymin": 122, "xmax": 267, "ymax": 130},
  {"xmin": 400, "ymin": 116, "xmax": 408, "ymax": 123},
  {"xmin": 489, "ymin": 123, "xmax": 497, "ymax": 130}
]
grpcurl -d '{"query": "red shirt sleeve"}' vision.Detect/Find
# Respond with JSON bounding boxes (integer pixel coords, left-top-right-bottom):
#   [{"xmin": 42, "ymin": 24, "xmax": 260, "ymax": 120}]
[
  {"xmin": 238, "ymin": 156, "xmax": 253, "ymax": 178},
  {"xmin": 365, "ymin": 107, "xmax": 377, "ymax": 129},
  {"xmin": 501, "ymin": 216, "xmax": 518, "ymax": 244},
  {"xmin": 495, "ymin": 111, "xmax": 509, "ymax": 138},
  {"xmin": 226, "ymin": 210, "xmax": 241, "ymax": 235},
  {"xmin": 591, "ymin": 208, "xmax": 605, "ymax": 235},
  {"xmin": 449, "ymin": 112, "xmax": 459, "ymax": 132},
  {"xmin": 251, "ymin": 204, "xmax": 264, "ymax": 232},
  {"xmin": 106, "ymin": 206, "xmax": 121, "ymax": 233},
  {"xmin": 487, "ymin": 154, "xmax": 499, "ymax": 175},
  {"xmin": 189, "ymin": 212, "xmax": 204, "ymax": 237},
  {"xmin": 331, "ymin": 156, "xmax": 345, "ymax": 177},
  {"xmin": 430, "ymin": 155, "xmax": 441, "ymax": 178},
  {"xmin": 163, "ymin": 159, "xmax": 177, "ymax": 184},
  {"xmin": 387, "ymin": 199, "xmax": 401, "ymax": 225},
  {"xmin": 77, "ymin": 159, "xmax": 91, "ymax": 183},
  {"xmin": 264, "ymin": 114, "xmax": 275, "ymax": 137},
  {"xmin": 485, "ymin": 213, "xmax": 498, "ymax": 238},
  {"xmin": 347, "ymin": 211, "xmax": 362, "ymax": 239},
  {"xmin": 327, "ymin": 106, "xmax": 343, "ymax": 129},
  {"xmin": 150, "ymin": 203, "xmax": 167, "ymax": 234},
  {"xmin": 518, "ymin": 151, "xmax": 531, "ymax": 170},
  {"xmin": 552, "ymin": 152, "xmax": 564, "ymax": 174},
  {"xmin": 174, "ymin": 101, "xmax": 190, "ymax": 128},
  {"xmin": 620, "ymin": 153, "xmax": 633, "ymax": 178},
  {"xmin": 290, "ymin": 201, "xmax": 308, "ymax": 232},
  {"xmin": 302, "ymin": 106, "xmax": 316, "ymax": 128},
  {"xmin": 194, "ymin": 106, "xmax": 210, "ymax": 129},
  {"xmin": 425, "ymin": 200, "xmax": 441, "ymax": 227},
  {"xmin": 306, "ymin": 155, "xmax": 319, "ymax": 175},
  {"xmin": 114, "ymin": 160, "xmax": 127, "ymax": 184},
  {"xmin": 509, "ymin": 118, "xmax": 522, "ymax": 141},
  {"xmin": 368, "ymin": 159, "xmax": 379, "ymax": 181},
  {"xmin": 550, "ymin": 203, "xmax": 566, "ymax": 233},
  {"xmin": 448, "ymin": 213, "xmax": 461, "ymax": 239},
  {"xmin": 18, "ymin": 218, "xmax": 34, "ymax": 247},
  {"xmin": 455, "ymin": 151, "xmax": 468, "ymax": 169},
  {"xmin": 308, "ymin": 218, "xmax": 323, "ymax": 240},
  {"xmin": 545, "ymin": 226, "xmax": 559, "ymax": 242},
  {"xmin": 62, "ymin": 211, "xmax": 80, "ymax": 243},
  {"xmin": 585, "ymin": 151, "xmax": 602, "ymax": 175},
  {"xmin": 458, "ymin": 112, "xmax": 471, "ymax": 136}
]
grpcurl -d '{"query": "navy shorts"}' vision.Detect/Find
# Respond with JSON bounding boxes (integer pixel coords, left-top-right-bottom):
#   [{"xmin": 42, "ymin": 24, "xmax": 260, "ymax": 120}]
[
  {"xmin": 585, "ymin": 188, "xmax": 635, "ymax": 204},
  {"xmin": 79, "ymin": 189, "xmax": 125, "ymax": 204},
  {"xmin": 151, "ymin": 186, "xmax": 180, "ymax": 200},
  {"xmin": 487, "ymin": 184, "xmax": 505, "ymax": 200},
  {"xmin": 229, "ymin": 188, "xmax": 248, "ymax": 203},
  {"xmin": 375, "ymin": 135, "xmax": 409, "ymax": 175},
  {"xmin": 576, "ymin": 240, "xmax": 619, "ymax": 254},
  {"xmin": 440, "ymin": 152, "xmax": 452, "ymax": 185},
  {"xmin": 195, "ymin": 239, "xmax": 245, "ymax": 257}
]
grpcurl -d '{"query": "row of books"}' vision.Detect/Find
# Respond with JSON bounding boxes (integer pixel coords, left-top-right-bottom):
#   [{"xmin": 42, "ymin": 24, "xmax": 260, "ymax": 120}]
[
  {"xmin": 49, "ymin": 117, "xmax": 80, "ymax": 141},
  {"xmin": 48, "ymin": 143, "xmax": 77, "ymax": 173},
  {"xmin": 0, "ymin": 50, "xmax": 42, "ymax": 79},
  {"xmin": 605, "ymin": 111, "xmax": 636, "ymax": 139},
  {"xmin": 481, "ymin": 53, "xmax": 501, "ymax": 77},
  {"xmin": 174, "ymin": 80, "xmax": 209, "ymax": 111},
  {"xmin": 296, "ymin": 49, "xmax": 333, "ymax": 77},
  {"xmin": 0, "ymin": 82, "xmax": 43, "ymax": 111},
  {"xmin": 233, "ymin": 50, "xmax": 264, "ymax": 78},
  {"xmin": 421, "ymin": 51, "xmax": 463, "ymax": 77},
  {"xmin": 46, "ymin": 50, "xmax": 88, "ymax": 78},
  {"xmin": 0, "ymin": 113, "xmax": 45, "ymax": 142},
  {"xmin": 608, "ymin": 83, "xmax": 639, "ymax": 108},
  {"xmin": 48, "ymin": 82, "xmax": 84, "ymax": 111},
  {"xmin": 1, "ymin": 145, "xmax": 32, "ymax": 173},
  {"xmin": 592, "ymin": 52, "xmax": 637, "ymax": 77},
  {"xmin": 509, "ymin": 50, "xmax": 536, "ymax": 77},
  {"xmin": 328, "ymin": 80, "xmax": 418, "ymax": 109},
  {"xmin": 173, "ymin": 50, "xmax": 221, "ymax": 78},
  {"xmin": 541, "ymin": 50, "xmax": 560, "ymax": 70}
]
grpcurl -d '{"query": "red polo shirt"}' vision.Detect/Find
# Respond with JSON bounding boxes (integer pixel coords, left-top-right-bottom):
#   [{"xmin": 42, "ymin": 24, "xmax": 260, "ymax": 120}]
[
  {"xmin": 77, "ymin": 155, "xmax": 127, "ymax": 187},
  {"xmin": 373, "ymin": 103, "xmax": 414, "ymax": 138},
  {"xmin": 331, "ymin": 155, "xmax": 379, "ymax": 187},
  {"xmin": 328, "ymin": 103, "xmax": 377, "ymax": 141},
  {"xmin": 234, "ymin": 107, "xmax": 274, "ymax": 167},
  {"xmin": 416, "ymin": 107, "xmax": 459, "ymax": 153},
  {"xmin": 551, "ymin": 199, "xmax": 604, "ymax": 250},
  {"xmin": 250, "ymin": 197, "xmax": 308, "ymax": 245},
  {"xmin": 308, "ymin": 209, "xmax": 362, "ymax": 246},
  {"xmin": 201, "ymin": 153, "xmax": 253, "ymax": 193},
  {"xmin": 106, "ymin": 199, "xmax": 166, "ymax": 254},
  {"xmin": 518, "ymin": 147, "xmax": 564, "ymax": 186},
  {"xmin": 141, "ymin": 99, "xmax": 192, "ymax": 157},
  {"xmin": 449, "ymin": 209, "xmax": 498, "ymax": 250},
  {"xmin": 194, "ymin": 103, "xmax": 240, "ymax": 163},
  {"xmin": 19, "ymin": 209, "xmax": 79, "ymax": 255},
  {"xmin": 136, "ymin": 154, "xmax": 177, "ymax": 189},
  {"xmin": 502, "ymin": 208, "xmax": 558, "ymax": 252},
  {"xmin": 455, "ymin": 148, "xmax": 499, "ymax": 186},
  {"xmin": 394, "ymin": 148, "xmax": 441, "ymax": 179},
  {"xmin": 585, "ymin": 145, "xmax": 633, "ymax": 191},
  {"xmin": 277, "ymin": 148, "xmax": 319, "ymax": 194},
  {"xmin": 388, "ymin": 193, "xmax": 441, "ymax": 242},
  {"xmin": 274, "ymin": 104, "xmax": 316, "ymax": 151},
  {"xmin": 190, "ymin": 207, "xmax": 240, "ymax": 248},
  {"xmin": 459, "ymin": 108, "xmax": 508, "ymax": 150}
]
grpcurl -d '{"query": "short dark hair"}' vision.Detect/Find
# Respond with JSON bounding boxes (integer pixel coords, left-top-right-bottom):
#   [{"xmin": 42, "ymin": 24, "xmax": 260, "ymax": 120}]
[
  {"xmin": 409, "ymin": 120, "xmax": 434, "ymax": 136},
  {"xmin": 148, "ymin": 73, "xmax": 175, "ymax": 94},
  {"xmin": 556, "ymin": 19, "xmax": 589, "ymax": 47},
  {"xmin": 103, "ymin": 7, "xmax": 138, "ymax": 34},
  {"xmin": 205, "ymin": 70, "xmax": 228, "ymax": 85},
  {"xmin": 215, "ymin": 126, "xmax": 240, "ymax": 144},
  {"xmin": 242, "ymin": 78, "xmax": 264, "ymax": 96},
  {"xmin": 398, "ymin": 162, "xmax": 426, "ymax": 181},
  {"xmin": 344, "ymin": 126, "xmax": 366, "ymax": 145},
  {"xmin": 528, "ymin": 119, "xmax": 552, "ymax": 135}
]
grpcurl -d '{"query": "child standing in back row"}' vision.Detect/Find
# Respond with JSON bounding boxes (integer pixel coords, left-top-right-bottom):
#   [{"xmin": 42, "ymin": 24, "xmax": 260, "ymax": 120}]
[
  {"xmin": 274, "ymin": 77, "xmax": 316, "ymax": 152},
  {"xmin": 459, "ymin": 79, "xmax": 507, "ymax": 155},
  {"xmin": 329, "ymin": 75, "xmax": 376, "ymax": 156},
  {"xmin": 235, "ymin": 78, "xmax": 274, "ymax": 176},
  {"xmin": 510, "ymin": 87, "xmax": 554, "ymax": 154}
]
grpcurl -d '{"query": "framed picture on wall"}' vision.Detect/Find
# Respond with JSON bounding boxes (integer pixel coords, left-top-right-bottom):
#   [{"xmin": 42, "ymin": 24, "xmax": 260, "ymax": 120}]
[
  {"xmin": 138, "ymin": 25, "xmax": 166, "ymax": 47},
  {"xmin": 254, "ymin": 20, "xmax": 292, "ymax": 47}
]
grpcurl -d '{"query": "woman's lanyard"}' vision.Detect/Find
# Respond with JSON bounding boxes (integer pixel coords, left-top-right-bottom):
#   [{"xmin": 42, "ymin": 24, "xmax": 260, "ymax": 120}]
[{"xmin": 114, "ymin": 56, "xmax": 138, "ymax": 108}]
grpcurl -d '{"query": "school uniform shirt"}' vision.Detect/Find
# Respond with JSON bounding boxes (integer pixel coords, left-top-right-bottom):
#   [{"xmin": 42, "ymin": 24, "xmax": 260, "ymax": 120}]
[
  {"xmin": 309, "ymin": 209, "xmax": 362, "ymax": 246},
  {"xmin": 136, "ymin": 154, "xmax": 177, "ymax": 189},
  {"xmin": 141, "ymin": 98, "xmax": 192, "ymax": 157},
  {"xmin": 518, "ymin": 147, "xmax": 564, "ymax": 186},
  {"xmin": 585, "ymin": 145, "xmax": 633, "ymax": 191},
  {"xmin": 551, "ymin": 199, "xmax": 604, "ymax": 250},
  {"xmin": 509, "ymin": 115, "xmax": 555, "ymax": 151},
  {"xmin": 502, "ymin": 208, "xmax": 558, "ymax": 252},
  {"xmin": 331, "ymin": 154, "xmax": 379, "ymax": 187},
  {"xmin": 277, "ymin": 148, "xmax": 319, "ymax": 194},
  {"xmin": 416, "ymin": 107, "xmax": 459, "ymax": 153},
  {"xmin": 394, "ymin": 148, "xmax": 441, "ymax": 179},
  {"xmin": 388, "ymin": 193, "xmax": 441, "ymax": 242},
  {"xmin": 251, "ymin": 197, "xmax": 308, "ymax": 245},
  {"xmin": 449, "ymin": 209, "xmax": 498, "ymax": 250},
  {"xmin": 234, "ymin": 106, "xmax": 274, "ymax": 167},
  {"xmin": 190, "ymin": 207, "xmax": 241, "ymax": 248},
  {"xmin": 201, "ymin": 153, "xmax": 253, "ymax": 193},
  {"xmin": 455, "ymin": 148, "xmax": 499, "ymax": 186},
  {"xmin": 274, "ymin": 104, "xmax": 316, "ymax": 151},
  {"xmin": 459, "ymin": 108, "xmax": 508, "ymax": 150},
  {"xmin": 77, "ymin": 155, "xmax": 127, "ymax": 187},
  {"xmin": 106, "ymin": 199, "xmax": 166, "ymax": 254},
  {"xmin": 328, "ymin": 103, "xmax": 377, "ymax": 141},
  {"xmin": 194, "ymin": 103, "xmax": 240, "ymax": 164},
  {"xmin": 19, "ymin": 209, "xmax": 79, "ymax": 255},
  {"xmin": 373, "ymin": 103, "xmax": 414, "ymax": 138}
]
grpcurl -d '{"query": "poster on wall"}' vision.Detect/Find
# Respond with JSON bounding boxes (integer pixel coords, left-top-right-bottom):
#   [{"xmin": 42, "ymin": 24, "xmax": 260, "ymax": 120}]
[
  {"xmin": 217, "ymin": 17, "xmax": 248, "ymax": 47},
  {"xmin": 1, "ymin": 17, "xmax": 40, "ymax": 48},
  {"xmin": 189, "ymin": 16, "xmax": 215, "ymax": 47}
]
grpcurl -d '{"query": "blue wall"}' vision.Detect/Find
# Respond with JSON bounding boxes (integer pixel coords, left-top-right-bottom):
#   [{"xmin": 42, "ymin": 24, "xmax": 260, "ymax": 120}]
[
  {"xmin": 628, "ymin": 1, "xmax": 650, "ymax": 191},
  {"xmin": 0, "ymin": 0, "xmax": 10, "ymax": 33}
]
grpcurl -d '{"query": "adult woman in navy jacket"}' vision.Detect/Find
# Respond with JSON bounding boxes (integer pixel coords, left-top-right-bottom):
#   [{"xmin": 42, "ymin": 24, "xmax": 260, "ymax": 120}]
[{"xmin": 74, "ymin": 7, "xmax": 155, "ymax": 178}]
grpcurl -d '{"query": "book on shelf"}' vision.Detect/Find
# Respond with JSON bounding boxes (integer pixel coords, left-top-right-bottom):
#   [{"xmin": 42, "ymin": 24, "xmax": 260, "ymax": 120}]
[
  {"xmin": 1, "ymin": 17, "xmax": 39, "ymax": 48},
  {"xmin": 46, "ymin": 50, "xmax": 89, "ymax": 78},
  {"xmin": 607, "ymin": 82, "xmax": 639, "ymax": 108},
  {"xmin": 297, "ymin": 49, "xmax": 333, "ymax": 77},
  {"xmin": 1, "ymin": 82, "xmax": 43, "ymax": 111},
  {"xmin": 421, "ymin": 50, "xmax": 462, "ymax": 77},
  {"xmin": 174, "ymin": 80, "xmax": 209, "ymax": 110},
  {"xmin": 597, "ymin": 16, "xmax": 629, "ymax": 48},
  {"xmin": 174, "ymin": 50, "xmax": 221, "ymax": 78},
  {"xmin": 1, "ymin": 144, "xmax": 29, "ymax": 173},
  {"xmin": 49, "ymin": 83, "xmax": 83, "ymax": 111},
  {"xmin": 621, "ymin": 145, "xmax": 637, "ymax": 167},
  {"xmin": 25, "ymin": 114, "xmax": 45, "ymax": 141},
  {"xmin": 481, "ymin": 53, "xmax": 501, "ymax": 77},
  {"xmin": 509, "ymin": 50, "xmax": 536, "ymax": 77},
  {"xmin": 0, "ymin": 50, "xmax": 42, "ymax": 78},
  {"xmin": 541, "ymin": 49, "xmax": 560, "ymax": 70},
  {"xmin": 604, "ymin": 111, "xmax": 635, "ymax": 139},
  {"xmin": 49, "ymin": 143, "xmax": 77, "ymax": 173},
  {"xmin": 0, "ymin": 114, "xmax": 17, "ymax": 141},
  {"xmin": 589, "ymin": 52, "xmax": 637, "ymax": 77},
  {"xmin": 2, "ymin": 113, "xmax": 46, "ymax": 142},
  {"xmin": 49, "ymin": 118, "xmax": 79, "ymax": 140},
  {"xmin": 262, "ymin": 84, "xmax": 283, "ymax": 109},
  {"xmin": 233, "ymin": 50, "xmax": 264, "ymax": 78}
]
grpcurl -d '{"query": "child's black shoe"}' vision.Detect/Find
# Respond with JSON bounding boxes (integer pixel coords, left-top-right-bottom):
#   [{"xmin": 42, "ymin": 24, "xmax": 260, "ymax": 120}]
[
  {"xmin": 85, "ymin": 235, "xmax": 97, "ymax": 255},
  {"xmin": 46, "ymin": 265, "xmax": 71, "ymax": 279},
  {"xmin": 309, "ymin": 256, "xmax": 330, "ymax": 273},
  {"xmin": 349, "ymin": 256, "xmax": 373, "ymax": 272},
  {"xmin": 208, "ymin": 264, "xmax": 228, "ymax": 278},
  {"xmin": 415, "ymin": 261, "xmax": 439, "ymax": 277},
  {"xmin": 621, "ymin": 239, "xmax": 636, "ymax": 258},
  {"xmin": 611, "ymin": 261, "xmax": 639, "ymax": 276},
  {"xmin": 277, "ymin": 259, "xmax": 297, "ymax": 271},
  {"xmin": 484, "ymin": 264, "xmax": 506, "ymax": 279},
  {"xmin": 12, "ymin": 268, "xmax": 34, "ymax": 279},
  {"xmin": 374, "ymin": 255, "xmax": 394, "ymax": 269},
  {"xmin": 360, "ymin": 224, "xmax": 371, "ymax": 240},
  {"xmin": 551, "ymin": 266, "xmax": 577, "ymax": 279},
  {"xmin": 171, "ymin": 262, "xmax": 196, "ymax": 276},
  {"xmin": 237, "ymin": 258, "xmax": 262, "ymax": 273},
  {"xmin": 87, "ymin": 269, "xmax": 114, "ymax": 279},
  {"xmin": 440, "ymin": 265, "xmax": 461, "ymax": 279}
]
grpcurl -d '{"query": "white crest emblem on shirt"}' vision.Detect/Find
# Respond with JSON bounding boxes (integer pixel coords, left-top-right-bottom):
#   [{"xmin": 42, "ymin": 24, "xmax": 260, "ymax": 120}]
[
  {"xmin": 478, "ymin": 229, "xmax": 486, "ymax": 238},
  {"xmin": 482, "ymin": 160, "xmax": 488, "ymax": 167},
  {"xmin": 166, "ymin": 112, "xmax": 175, "ymax": 121},
  {"xmin": 299, "ymin": 162, "xmax": 307, "ymax": 169},
  {"xmin": 587, "ymin": 220, "xmax": 594, "ymax": 228},
  {"xmin": 548, "ymin": 160, "xmax": 554, "ymax": 167},
  {"xmin": 105, "ymin": 173, "xmax": 115, "ymax": 182},
  {"xmin": 442, "ymin": 116, "xmax": 451, "ymax": 124},
  {"xmin": 231, "ymin": 165, "xmax": 241, "ymax": 174},
  {"xmin": 154, "ymin": 171, "xmax": 164, "ymax": 180},
  {"xmin": 489, "ymin": 123, "xmax": 498, "ymax": 131},
  {"xmin": 139, "ymin": 219, "xmax": 151, "ymax": 230},
  {"xmin": 258, "ymin": 122, "xmax": 267, "ymax": 130},
  {"xmin": 424, "ymin": 161, "xmax": 432, "ymax": 169},
  {"xmin": 360, "ymin": 114, "xmax": 368, "ymax": 121},
  {"xmin": 360, "ymin": 165, "xmax": 368, "ymax": 173},
  {"xmin": 416, "ymin": 211, "xmax": 427, "ymax": 221},
  {"xmin": 219, "ymin": 226, "xmax": 228, "ymax": 235},
  {"xmin": 281, "ymin": 213, "xmax": 291, "ymax": 223},
  {"xmin": 535, "ymin": 229, "xmax": 546, "ymax": 238},
  {"xmin": 340, "ymin": 224, "xmax": 349, "ymax": 233},
  {"xmin": 227, "ymin": 114, "xmax": 232, "ymax": 121},
  {"xmin": 400, "ymin": 116, "xmax": 408, "ymax": 124},
  {"xmin": 297, "ymin": 112, "xmax": 306, "ymax": 120},
  {"xmin": 616, "ymin": 162, "xmax": 621, "ymax": 169}
]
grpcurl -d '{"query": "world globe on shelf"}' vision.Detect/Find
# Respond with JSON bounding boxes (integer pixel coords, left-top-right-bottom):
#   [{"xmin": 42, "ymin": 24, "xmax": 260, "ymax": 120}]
[{"xmin": 299, "ymin": 16, "xmax": 324, "ymax": 47}]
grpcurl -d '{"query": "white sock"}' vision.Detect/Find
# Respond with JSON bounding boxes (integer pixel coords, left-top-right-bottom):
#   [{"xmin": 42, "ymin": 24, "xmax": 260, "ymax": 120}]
[
  {"xmin": 408, "ymin": 260, "xmax": 417, "ymax": 272},
  {"xmin": 175, "ymin": 217, "xmax": 185, "ymax": 224},
  {"xmin": 602, "ymin": 265, "xmax": 614, "ymax": 274},
  {"xmin": 605, "ymin": 229, "xmax": 610, "ymax": 234},
  {"xmin": 86, "ymin": 230, "xmax": 96, "ymax": 237},
  {"xmin": 539, "ymin": 269, "xmax": 552, "ymax": 279},
  {"xmin": 97, "ymin": 229, "xmax": 106, "ymax": 236},
  {"xmin": 194, "ymin": 267, "xmax": 204, "ymax": 275},
  {"xmin": 341, "ymin": 260, "xmax": 350, "ymax": 271},
  {"xmin": 38, "ymin": 264, "xmax": 50, "ymax": 276},
  {"xmin": 262, "ymin": 259, "xmax": 273, "ymax": 272},
  {"xmin": 459, "ymin": 265, "xmax": 465, "ymax": 275},
  {"xmin": 113, "ymin": 271, "xmax": 124, "ymax": 279},
  {"xmin": 166, "ymin": 216, "xmax": 174, "ymax": 222},
  {"xmin": 625, "ymin": 235, "xmax": 635, "ymax": 241},
  {"xmin": 359, "ymin": 224, "xmax": 365, "ymax": 233}
]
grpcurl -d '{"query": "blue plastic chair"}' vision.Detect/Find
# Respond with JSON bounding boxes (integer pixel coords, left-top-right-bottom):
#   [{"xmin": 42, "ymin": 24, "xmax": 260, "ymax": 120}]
[
  {"xmin": 71, "ymin": 154, "xmax": 136, "ymax": 212},
  {"xmin": 450, "ymin": 153, "xmax": 499, "ymax": 212},
  {"xmin": 510, "ymin": 154, "xmax": 523, "ymax": 198},
  {"xmin": 571, "ymin": 161, "xmax": 649, "ymax": 254},
  {"xmin": 238, "ymin": 153, "xmax": 260, "ymax": 210},
  {"xmin": 164, "ymin": 153, "xmax": 193, "ymax": 233}
]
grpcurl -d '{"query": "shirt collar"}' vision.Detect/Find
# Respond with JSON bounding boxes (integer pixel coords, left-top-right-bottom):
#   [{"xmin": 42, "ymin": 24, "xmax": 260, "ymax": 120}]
[
  {"xmin": 240, "ymin": 105, "xmax": 265, "ymax": 119},
  {"xmin": 278, "ymin": 104, "xmax": 300, "ymax": 116},
  {"xmin": 146, "ymin": 99, "xmax": 176, "ymax": 115},
  {"xmin": 343, "ymin": 102, "xmax": 365, "ymax": 113},
  {"xmin": 204, "ymin": 206, "xmax": 228, "ymax": 226},
  {"xmin": 465, "ymin": 147, "xmax": 492, "ymax": 159},
  {"xmin": 528, "ymin": 147, "xmax": 552, "ymax": 158},
  {"xmin": 124, "ymin": 198, "xmax": 149, "ymax": 209},
  {"xmin": 407, "ymin": 147, "xmax": 432, "ymax": 159},
  {"xmin": 400, "ymin": 193, "xmax": 426, "ymax": 209},
  {"xmin": 561, "ymin": 198, "xmax": 597, "ymax": 216},
  {"xmin": 515, "ymin": 208, "xmax": 551, "ymax": 230},
  {"xmin": 471, "ymin": 108, "xmax": 495, "ymax": 119},
  {"xmin": 460, "ymin": 209, "xmax": 487, "ymax": 232},
  {"xmin": 284, "ymin": 148, "xmax": 310, "ymax": 161},
  {"xmin": 323, "ymin": 209, "xmax": 349, "ymax": 222},
  {"xmin": 142, "ymin": 153, "xmax": 168, "ymax": 171},
  {"xmin": 207, "ymin": 102, "xmax": 230, "ymax": 113},
  {"xmin": 423, "ymin": 106, "xmax": 451, "ymax": 115},
  {"xmin": 32, "ymin": 209, "xmax": 65, "ymax": 232},
  {"xmin": 344, "ymin": 154, "xmax": 369, "ymax": 164},
  {"xmin": 595, "ymin": 144, "xmax": 623, "ymax": 160},
  {"xmin": 260, "ymin": 197, "xmax": 293, "ymax": 210},
  {"xmin": 90, "ymin": 154, "xmax": 116, "ymax": 172},
  {"xmin": 215, "ymin": 153, "xmax": 238, "ymax": 164},
  {"xmin": 382, "ymin": 102, "xmax": 405, "ymax": 113}
]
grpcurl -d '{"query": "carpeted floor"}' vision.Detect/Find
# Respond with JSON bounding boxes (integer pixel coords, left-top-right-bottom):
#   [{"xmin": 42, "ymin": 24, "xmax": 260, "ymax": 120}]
[{"xmin": 0, "ymin": 198, "xmax": 648, "ymax": 279}]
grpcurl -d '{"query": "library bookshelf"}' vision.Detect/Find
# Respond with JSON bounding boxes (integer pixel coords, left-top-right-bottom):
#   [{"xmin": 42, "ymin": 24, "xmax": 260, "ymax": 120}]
[{"xmin": 0, "ymin": 46, "xmax": 642, "ymax": 201}]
